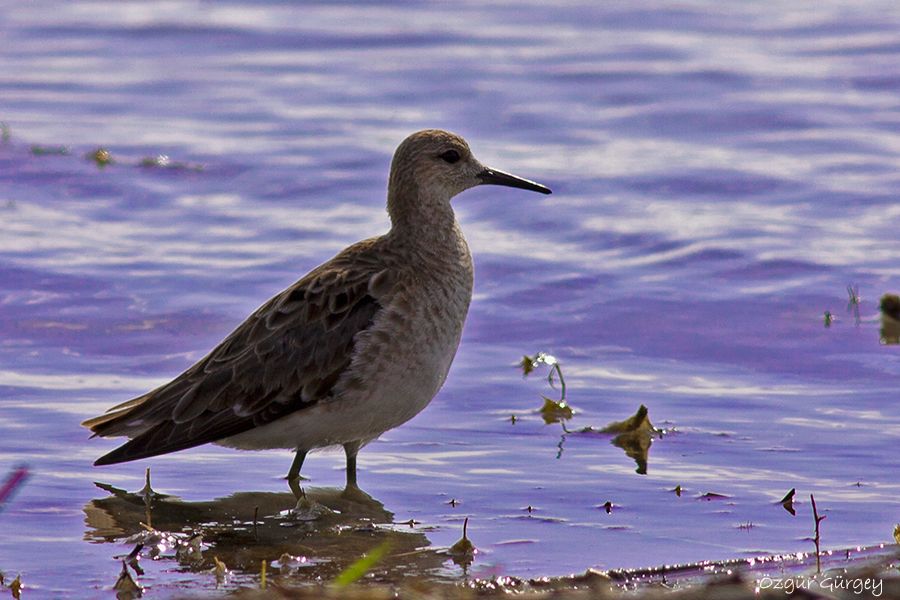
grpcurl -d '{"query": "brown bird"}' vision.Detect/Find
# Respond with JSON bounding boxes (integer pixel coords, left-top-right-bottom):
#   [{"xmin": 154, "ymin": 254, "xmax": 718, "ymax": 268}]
[{"xmin": 83, "ymin": 129, "xmax": 551, "ymax": 493}]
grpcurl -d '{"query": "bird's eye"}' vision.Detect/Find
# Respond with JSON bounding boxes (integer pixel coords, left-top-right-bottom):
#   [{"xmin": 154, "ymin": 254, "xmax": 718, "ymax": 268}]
[{"xmin": 439, "ymin": 149, "xmax": 461, "ymax": 164}]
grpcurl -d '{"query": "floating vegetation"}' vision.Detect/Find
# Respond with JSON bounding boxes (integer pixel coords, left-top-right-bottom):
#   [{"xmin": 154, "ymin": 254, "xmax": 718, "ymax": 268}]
[
  {"xmin": 113, "ymin": 561, "xmax": 142, "ymax": 599},
  {"xmin": 115, "ymin": 544, "xmax": 144, "ymax": 576},
  {"xmin": 30, "ymin": 144, "xmax": 70, "ymax": 156},
  {"xmin": 125, "ymin": 523, "xmax": 206, "ymax": 562},
  {"xmin": 823, "ymin": 310, "xmax": 833, "ymax": 327},
  {"xmin": 604, "ymin": 406, "xmax": 656, "ymax": 475},
  {"xmin": 520, "ymin": 352, "xmax": 566, "ymax": 398},
  {"xmin": 520, "ymin": 352, "xmax": 573, "ymax": 424},
  {"xmin": 846, "ymin": 283, "xmax": 861, "ymax": 325},
  {"xmin": 779, "ymin": 488, "xmax": 796, "ymax": 516},
  {"xmin": 520, "ymin": 352, "xmax": 663, "ymax": 473},
  {"xmin": 139, "ymin": 154, "xmax": 171, "ymax": 168},
  {"xmin": 139, "ymin": 154, "xmax": 203, "ymax": 170},
  {"xmin": 881, "ymin": 294, "xmax": 900, "ymax": 320},
  {"xmin": 565, "ymin": 405, "xmax": 658, "ymax": 475},
  {"xmin": 698, "ymin": 492, "xmax": 730, "ymax": 501},
  {"xmin": 447, "ymin": 517, "xmax": 477, "ymax": 569},
  {"xmin": 0, "ymin": 573, "xmax": 24, "ymax": 600},
  {"xmin": 880, "ymin": 293, "xmax": 900, "ymax": 345},
  {"xmin": 539, "ymin": 396, "xmax": 573, "ymax": 424},
  {"xmin": 596, "ymin": 404, "xmax": 654, "ymax": 435},
  {"xmin": 14, "ymin": 131, "xmax": 204, "ymax": 172},
  {"xmin": 86, "ymin": 147, "xmax": 114, "ymax": 167},
  {"xmin": 176, "ymin": 532, "xmax": 204, "ymax": 564},
  {"xmin": 211, "ymin": 556, "xmax": 228, "ymax": 585}
]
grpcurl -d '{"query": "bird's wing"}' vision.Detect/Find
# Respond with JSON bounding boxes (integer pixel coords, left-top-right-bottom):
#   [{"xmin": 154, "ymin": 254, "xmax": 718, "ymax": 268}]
[{"xmin": 84, "ymin": 249, "xmax": 388, "ymax": 465}]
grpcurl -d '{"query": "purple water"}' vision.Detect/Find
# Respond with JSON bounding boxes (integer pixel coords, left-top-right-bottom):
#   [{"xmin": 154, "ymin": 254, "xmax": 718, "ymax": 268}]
[{"xmin": 2, "ymin": 1, "xmax": 899, "ymax": 596}]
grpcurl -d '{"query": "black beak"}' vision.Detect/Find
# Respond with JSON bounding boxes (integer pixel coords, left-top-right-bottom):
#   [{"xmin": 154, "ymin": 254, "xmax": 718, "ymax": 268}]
[{"xmin": 477, "ymin": 167, "xmax": 552, "ymax": 195}]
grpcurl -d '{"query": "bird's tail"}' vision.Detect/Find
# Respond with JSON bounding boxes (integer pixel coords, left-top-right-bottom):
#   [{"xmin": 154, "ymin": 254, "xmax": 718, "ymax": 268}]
[{"xmin": 81, "ymin": 393, "xmax": 152, "ymax": 437}]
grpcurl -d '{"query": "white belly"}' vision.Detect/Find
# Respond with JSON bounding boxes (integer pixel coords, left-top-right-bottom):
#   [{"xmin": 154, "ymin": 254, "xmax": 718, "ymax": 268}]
[{"xmin": 219, "ymin": 267, "xmax": 472, "ymax": 453}]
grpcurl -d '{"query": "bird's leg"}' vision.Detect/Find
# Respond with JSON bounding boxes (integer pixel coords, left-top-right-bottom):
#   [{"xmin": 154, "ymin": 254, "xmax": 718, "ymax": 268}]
[
  {"xmin": 343, "ymin": 440, "xmax": 361, "ymax": 490},
  {"xmin": 285, "ymin": 449, "xmax": 307, "ymax": 499},
  {"xmin": 340, "ymin": 440, "xmax": 375, "ymax": 503}
]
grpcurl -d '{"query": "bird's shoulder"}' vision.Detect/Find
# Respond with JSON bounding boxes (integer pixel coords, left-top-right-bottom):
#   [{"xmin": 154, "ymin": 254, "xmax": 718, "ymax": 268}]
[{"xmin": 173, "ymin": 237, "xmax": 396, "ymax": 417}]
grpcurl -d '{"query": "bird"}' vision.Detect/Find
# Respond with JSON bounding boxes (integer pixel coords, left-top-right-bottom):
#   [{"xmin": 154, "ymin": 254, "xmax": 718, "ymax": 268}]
[{"xmin": 83, "ymin": 129, "xmax": 551, "ymax": 495}]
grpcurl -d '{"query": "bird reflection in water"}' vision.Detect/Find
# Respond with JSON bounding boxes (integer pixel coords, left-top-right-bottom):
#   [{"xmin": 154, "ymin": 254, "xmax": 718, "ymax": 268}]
[{"xmin": 84, "ymin": 478, "xmax": 448, "ymax": 585}]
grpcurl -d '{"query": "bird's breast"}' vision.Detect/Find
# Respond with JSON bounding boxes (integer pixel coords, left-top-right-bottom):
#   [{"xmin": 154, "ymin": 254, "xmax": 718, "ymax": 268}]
[{"xmin": 333, "ymin": 239, "xmax": 474, "ymax": 433}]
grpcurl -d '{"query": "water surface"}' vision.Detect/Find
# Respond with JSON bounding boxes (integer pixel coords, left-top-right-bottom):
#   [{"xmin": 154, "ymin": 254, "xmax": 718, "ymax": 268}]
[{"xmin": 1, "ymin": 1, "xmax": 899, "ymax": 596}]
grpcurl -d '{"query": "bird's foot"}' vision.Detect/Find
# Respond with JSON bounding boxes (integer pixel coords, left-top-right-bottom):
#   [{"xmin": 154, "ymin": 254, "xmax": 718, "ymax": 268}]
[
  {"xmin": 287, "ymin": 476, "xmax": 306, "ymax": 500},
  {"xmin": 340, "ymin": 484, "xmax": 375, "ymax": 504}
]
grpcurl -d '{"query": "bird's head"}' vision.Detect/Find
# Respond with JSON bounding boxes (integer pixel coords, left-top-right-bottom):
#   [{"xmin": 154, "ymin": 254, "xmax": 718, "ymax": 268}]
[{"xmin": 387, "ymin": 129, "xmax": 550, "ymax": 227}]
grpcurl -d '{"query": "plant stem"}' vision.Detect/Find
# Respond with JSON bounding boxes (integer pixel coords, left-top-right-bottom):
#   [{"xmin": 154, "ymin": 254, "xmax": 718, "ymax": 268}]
[{"xmin": 810, "ymin": 494, "xmax": 826, "ymax": 574}]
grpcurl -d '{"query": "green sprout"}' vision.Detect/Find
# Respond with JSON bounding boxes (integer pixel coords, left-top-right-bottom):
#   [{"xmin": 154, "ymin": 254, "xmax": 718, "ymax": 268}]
[{"xmin": 333, "ymin": 541, "xmax": 391, "ymax": 588}]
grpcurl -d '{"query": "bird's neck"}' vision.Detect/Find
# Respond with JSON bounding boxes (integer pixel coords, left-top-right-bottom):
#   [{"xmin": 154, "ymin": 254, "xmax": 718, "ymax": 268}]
[{"xmin": 387, "ymin": 185, "xmax": 461, "ymax": 248}]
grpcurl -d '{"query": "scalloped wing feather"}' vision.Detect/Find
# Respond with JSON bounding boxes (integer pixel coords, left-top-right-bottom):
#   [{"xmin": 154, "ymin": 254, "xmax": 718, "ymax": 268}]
[{"xmin": 85, "ymin": 246, "xmax": 387, "ymax": 465}]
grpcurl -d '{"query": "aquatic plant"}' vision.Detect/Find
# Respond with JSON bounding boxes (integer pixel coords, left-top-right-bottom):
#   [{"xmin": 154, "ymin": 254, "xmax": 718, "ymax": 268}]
[
  {"xmin": 86, "ymin": 147, "xmax": 114, "ymax": 167},
  {"xmin": 519, "ymin": 352, "xmax": 572, "ymax": 423},
  {"xmin": 113, "ymin": 562, "xmax": 141, "ymax": 599},
  {"xmin": 880, "ymin": 293, "xmax": 900, "ymax": 344},
  {"xmin": 565, "ymin": 405, "xmax": 658, "ymax": 475},
  {"xmin": 779, "ymin": 488, "xmax": 796, "ymax": 516},
  {"xmin": 30, "ymin": 144, "xmax": 69, "ymax": 155},
  {"xmin": 333, "ymin": 541, "xmax": 391, "ymax": 588},
  {"xmin": 447, "ymin": 517, "xmax": 476, "ymax": 569},
  {"xmin": 846, "ymin": 283, "xmax": 861, "ymax": 325},
  {"xmin": 10, "ymin": 574, "xmax": 22, "ymax": 600},
  {"xmin": 810, "ymin": 494, "xmax": 826, "ymax": 574}
]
